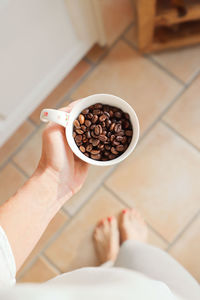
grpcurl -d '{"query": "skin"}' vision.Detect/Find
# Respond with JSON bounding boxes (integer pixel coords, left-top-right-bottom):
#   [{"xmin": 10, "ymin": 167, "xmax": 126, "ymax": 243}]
[{"xmin": 0, "ymin": 102, "xmax": 88, "ymax": 271}]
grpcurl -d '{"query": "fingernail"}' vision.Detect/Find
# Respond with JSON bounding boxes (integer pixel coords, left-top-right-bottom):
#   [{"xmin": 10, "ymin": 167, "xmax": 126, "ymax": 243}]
[
  {"xmin": 108, "ymin": 217, "xmax": 112, "ymax": 222},
  {"xmin": 122, "ymin": 209, "xmax": 127, "ymax": 214}
]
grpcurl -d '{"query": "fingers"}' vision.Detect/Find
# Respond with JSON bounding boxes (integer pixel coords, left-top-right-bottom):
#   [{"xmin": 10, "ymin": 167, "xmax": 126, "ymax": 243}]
[{"xmin": 59, "ymin": 99, "xmax": 81, "ymax": 113}]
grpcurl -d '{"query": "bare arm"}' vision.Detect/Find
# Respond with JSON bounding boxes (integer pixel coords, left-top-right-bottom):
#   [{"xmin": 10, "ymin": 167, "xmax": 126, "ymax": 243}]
[{"xmin": 0, "ymin": 103, "xmax": 88, "ymax": 271}]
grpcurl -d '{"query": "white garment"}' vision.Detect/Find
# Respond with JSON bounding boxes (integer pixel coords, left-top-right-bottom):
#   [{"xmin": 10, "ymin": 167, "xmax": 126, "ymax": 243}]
[{"xmin": 0, "ymin": 226, "xmax": 192, "ymax": 300}]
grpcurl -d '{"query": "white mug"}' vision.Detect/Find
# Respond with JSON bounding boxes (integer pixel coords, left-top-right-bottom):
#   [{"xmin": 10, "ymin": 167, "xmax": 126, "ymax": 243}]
[{"xmin": 40, "ymin": 94, "xmax": 140, "ymax": 166}]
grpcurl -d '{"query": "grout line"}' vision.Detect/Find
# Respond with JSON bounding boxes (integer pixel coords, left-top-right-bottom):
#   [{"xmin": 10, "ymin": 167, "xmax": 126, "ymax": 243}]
[
  {"xmin": 103, "ymin": 185, "xmax": 169, "ymax": 245},
  {"xmin": 42, "ymin": 253, "xmax": 61, "ymax": 275},
  {"xmin": 17, "ymin": 254, "xmax": 39, "ymax": 280},
  {"xmin": 167, "ymin": 209, "xmax": 200, "ymax": 252},
  {"xmin": 82, "ymin": 56, "xmax": 94, "ymax": 67},
  {"xmin": 161, "ymin": 120, "xmax": 200, "ymax": 154},
  {"xmin": 27, "ymin": 117, "xmax": 37, "ymax": 127},
  {"xmin": 11, "ymin": 160, "xmax": 29, "ymax": 178}
]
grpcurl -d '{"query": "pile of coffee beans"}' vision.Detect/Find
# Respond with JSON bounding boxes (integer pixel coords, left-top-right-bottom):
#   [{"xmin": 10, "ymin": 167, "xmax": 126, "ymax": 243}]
[{"xmin": 73, "ymin": 103, "xmax": 133, "ymax": 161}]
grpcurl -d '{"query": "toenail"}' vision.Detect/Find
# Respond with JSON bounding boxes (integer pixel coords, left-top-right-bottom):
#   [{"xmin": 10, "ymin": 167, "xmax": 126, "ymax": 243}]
[
  {"xmin": 108, "ymin": 216, "xmax": 112, "ymax": 222},
  {"xmin": 122, "ymin": 209, "xmax": 127, "ymax": 214}
]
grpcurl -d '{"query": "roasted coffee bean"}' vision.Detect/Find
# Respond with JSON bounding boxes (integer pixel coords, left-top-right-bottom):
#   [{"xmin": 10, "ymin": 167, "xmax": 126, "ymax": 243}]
[
  {"xmin": 91, "ymin": 154, "xmax": 101, "ymax": 160},
  {"xmin": 125, "ymin": 130, "xmax": 133, "ymax": 136},
  {"xmin": 109, "ymin": 153, "xmax": 117, "ymax": 160},
  {"xmin": 105, "ymin": 145, "xmax": 111, "ymax": 151},
  {"xmin": 94, "ymin": 124, "xmax": 102, "ymax": 136},
  {"xmin": 111, "ymin": 147, "xmax": 118, "ymax": 155},
  {"xmin": 92, "ymin": 115, "xmax": 98, "ymax": 124},
  {"xmin": 110, "ymin": 123, "xmax": 115, "ymax": 131},
  {"xmin": 74, "ymin": 120, "xmax": 80, "ymax": 128},
  {"xmin": 93, "ymin": 109, "xmax": 101, "ymax": 115},
  {"xmin": 86, "ymin": 131, "xmax": 91, "ymax": 139},
  {"xmin": 79, "ymin": 114, "xmax": 85, "ymax": 124},
  {"xmin": 85, "ymin": 120, "xmax": 92, "ymax": 127},
  {"xmin": 122, "ymin": 120, "xmax": 130, "ymax": 129},
  {"xmin": 99, "ymin": 114, "xmax": 107, "ymax": 122},
  {"xmin": 98, "ymin": 143, "xmax": 104, "ymax": 150},
  {"xmin": 124, "ymin": 113, "xmax": 130, "ymax": 120},
  {"xmin": 90, "ymin": 138, "xmax": 100, "ymax": 147},
  {"xmin": 87, "ymin": 113, "xmax": 93, "ymax": 119},
  {"xmin": 114, "ymin": 123, "xmax": 122, "ymax": 133},
  {"xmin": 86, "ymin": 144, "xmax": 93, "ymax": 152},
  {"xmin": 116, "ymin": 145, "xmax": 124, "ymax": 152},
  {"xmin": 75, "ymin": 135, "xmax": 82, "ymax": 143},
  {"xmin": 94, "ymin": 103, "xmax": 103, "ymax": 109},
  {"xmin": 73, "ymin": 103, "xmax": 133, "ymax": 161},
  {"xmin": 116, "ymin": 135, "xmax": 123, "ymax": 142},
  {"xmin": 82, "ymin": 108, "xmax": 89, "ymax": 115},
  {"xmin": 80, "ymin": 146, "xmax": 85, "ymax": 153},
  {"xmin": 99, "ymin": 135, "xmax": 108, "ymax": 142},
  {"xmin": 76, "ymin": 129, "xmax": 84, "ymax": 134},
  {"xmin": 91, "ymin": 149, "xmax": 100, "ymax": 155},
  {"xmin": 81, "ymin": 125, "xmax": 87, "ymax": 132}
]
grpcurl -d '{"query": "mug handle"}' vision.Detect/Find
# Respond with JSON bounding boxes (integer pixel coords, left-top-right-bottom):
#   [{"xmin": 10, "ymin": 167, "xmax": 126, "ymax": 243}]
[{"xmin": 40, "ymin": 109, "xmax": 69, "ymax": 127}]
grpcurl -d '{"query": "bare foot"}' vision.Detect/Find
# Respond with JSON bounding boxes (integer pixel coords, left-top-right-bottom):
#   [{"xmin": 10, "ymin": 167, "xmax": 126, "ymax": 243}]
[
  {"xmin": 93, "ymin": 216, "xmax": 120, "ymax": 263},
  {"xmin": 119, "ymin": 208, "xmax": 148, "ymax": 244}
]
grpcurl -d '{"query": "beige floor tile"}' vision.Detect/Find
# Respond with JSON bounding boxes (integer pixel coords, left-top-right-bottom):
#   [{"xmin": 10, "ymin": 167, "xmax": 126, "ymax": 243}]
[
  {"xmin": 163, "ymin": 75, "xmax": 200, "ymax": 150},
  {"xmin": 105, "ymin": 122, "xmax": 200, "ymax": 243},
  {"xmin": 0, "ymin": 121, "xmax": 35, "ymax": 166},
  {"xmin": 13, "ymin": 126, "xmax": 44, "ymax": 176},
  {"xmin": 147, "ymin": 228, "xmax": 168, "ymax": 250},
  {"xmin": 18, "ymin": 256, "xmax": 58, "ymax": 283},
  {"xmin": 169, "ymin": 215, "xmax": 200, "ymax": 282},
  {"xmin": 86, "ymin": 44, "xmax": 107, "ymax": 63},
  {"xmin": 64, "ymin": 165, "xmax": 112, "ymax": 215},
  {"xmin": 100, "ymin": 0, "xmax": 134, "ymax": 45},
  {"xmin": 152, "ymin": 45, "xmax": 200, "ymax": 83},
  {"xmin": 45, "ymin": 187, "xmax": 124, "ymax": 272},
  {"xmin": 29, "ymin": 60, "xmax": 90, "ymax": 124},
  {"xmin": 71, "ymin": 41, "xmax": 182, "ymax": 134},
  {"xmin": 0, "ymin": 164, "xmax": 26, "ymax": 205}
]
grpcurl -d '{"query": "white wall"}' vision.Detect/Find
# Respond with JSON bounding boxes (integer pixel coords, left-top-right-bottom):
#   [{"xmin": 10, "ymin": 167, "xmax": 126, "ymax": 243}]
[{"xmin": 0, "ymin": 0, "xmax": 99, "ymax": 146}]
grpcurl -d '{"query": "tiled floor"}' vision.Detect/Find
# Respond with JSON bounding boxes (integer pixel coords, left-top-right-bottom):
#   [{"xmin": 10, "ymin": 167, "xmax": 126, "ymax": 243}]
[{"xmin": 1, "ymin": 10, "xmax": 200, "ymax": 284}]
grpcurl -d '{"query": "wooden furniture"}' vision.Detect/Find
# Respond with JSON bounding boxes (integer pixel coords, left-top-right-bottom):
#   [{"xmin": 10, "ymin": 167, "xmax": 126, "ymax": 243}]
[{"xmin": 134, "ymin": 0, "xmax": 200, "ymax": 52}]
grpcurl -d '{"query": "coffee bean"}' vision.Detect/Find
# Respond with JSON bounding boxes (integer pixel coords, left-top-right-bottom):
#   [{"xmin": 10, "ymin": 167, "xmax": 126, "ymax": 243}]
[
  {"xmin": 114, "ymin": 123, "xmax": 122, "ymax": 133},
  {"xmin": 84, "ymin": 152, "xmax": 90, "ymax": 157},
  {"xmin": 94, "ymin": 125, "xmax": 102, "ymax": 136},
  {"xmin": 115, "ymin": 111, "xmax": 122, "ymax": 119},
  {"xmin": 107, "ymin": 132, "xmax": 111, "ymax": 138},
  {"xmin": 117, "ymin": 130, "xmax": 125, "ymax": 136},
  {"xmin": 85, "ymin": 120, "xmax": 91, "ymax": 127},
  {"xmin": 111, "ymin": 147, "xmax": 118, "ymax": 155},
  {"xmin": 101, "ymin": 121, "xmax": 106, "ymax": 128},
  {"xmin": 124, "ymin": 113, "xmax": 130, "ymax": 120},
  {"xmin": 87, "ymin": 113, "xmax": 93, "ymax": 119},
  {"xmin": 86, "ymin": 144, "xmax": 93, "ymax": 152},
  {"xmin": 94, "ymin": 103, "xmax": 102, "ymax": 109},
  {"xmin": 110, "ymin": 134, "xmax": 115, "ymax": 142},
  {"xmin": 91, "ymin": 131, "xmax": 99, "ymax": 138},
  {"xmin": 112, "ymin": 140, "xmax": 120, "ymax": 146},
  {"xmin": 86, "ymin": 131, "xmax": 91, "ymax": 139},
  {"xmin": 103, "ymin": 105, "xmax": 110, "ymax": 112},
  {"xmin": 93, "ymin": 109, "xmax": 101, "ymax": 115},
  {"xmin": 98, "ymin": 143, "xmax": 104, "ymax": 150},
  {"xmin": 109, "ymin": 110, "xmax": 114, "ymax": 117},
  {"xmin": 116, "ymin": 145, "xmax": 124, "ymax": 152},
  {"xmin": 75, "ymin": 135, "xmax": 82, "ymax": 143},
  {"xmin": 104, "ymin": 111, "xmax": 110, "ymax": 118},
  {"xmin": 82, "ymin": 108, "xmax": 89, "ymax": 115},
  {"xmin": 121, "ymin": 136, "xmax": 127, "ymax": 144},
  {"xmin": 99, "ymin": 135, "xmax": 108, "ymax": 142},
  {"xmin": 91, "ymin": 149, "xmax": 100, "ymax": 155},
  {"xmin": 125, "ymin": 130, "xmax": 133, "ymax": 137},
  {"xmin": 79, "ymin": 114, "xmax": 85, "ymax": 124},
  {"xmin": 122, "ymin": 120, "xmax": 130, "ymax": 129},
  {"xmin": 92, "ymin": 115, "xmax": 98, "ymax": 124},
  {"xmin": 105, "ymin": 145, "xmax": 111, "ymax": 150},
  {"xmin": 74, "ymin": 120, "xmax": 80, "ymax": 128},
  {"xmin": 73, "ymin": 132, "xmax": 76, "ymax": 138},
  {"xmin": 91, "ymin": 154, "xmax": 101, "ymax": 160},
  {"xmin": 106, "ymin": 119, "xmax": 111, "ymax": 128},
  {"xmin": 99, "ymin": 114, "xmax": 107, "ymax": 122},
  {"xmin": 81, "ymin": 125, "xmax": 87, "ymax": 132},
  {"xmin": 110, "ymin": 123, "xmax": 115, "ymax": 131},
  {"xmin": 80, "ymin": 146, "xmax": 85, "ymax": 153},
  {"xmin": 109, "ymin": 153, "xmax": 117, "ymax": 160},
  {"xmin": 104, "ymin": 151, "xmax": 110, "ymax": 157},
  {"xmin": 76, "ymin": 129, "xmax": 84, "ymax": 134},
  {"xmin": 116, "ymin": 135, "xmax": 123, "ymax": 142},
  {"xmin": 90, "ymin": 138, "xmax": 100, "ymax": 147}
]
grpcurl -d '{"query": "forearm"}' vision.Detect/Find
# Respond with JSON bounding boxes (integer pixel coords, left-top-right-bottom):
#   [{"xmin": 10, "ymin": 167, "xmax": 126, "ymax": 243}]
[{"xmin": 0, "ymin": 167, "xmax": 70, "ymax": 271}]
